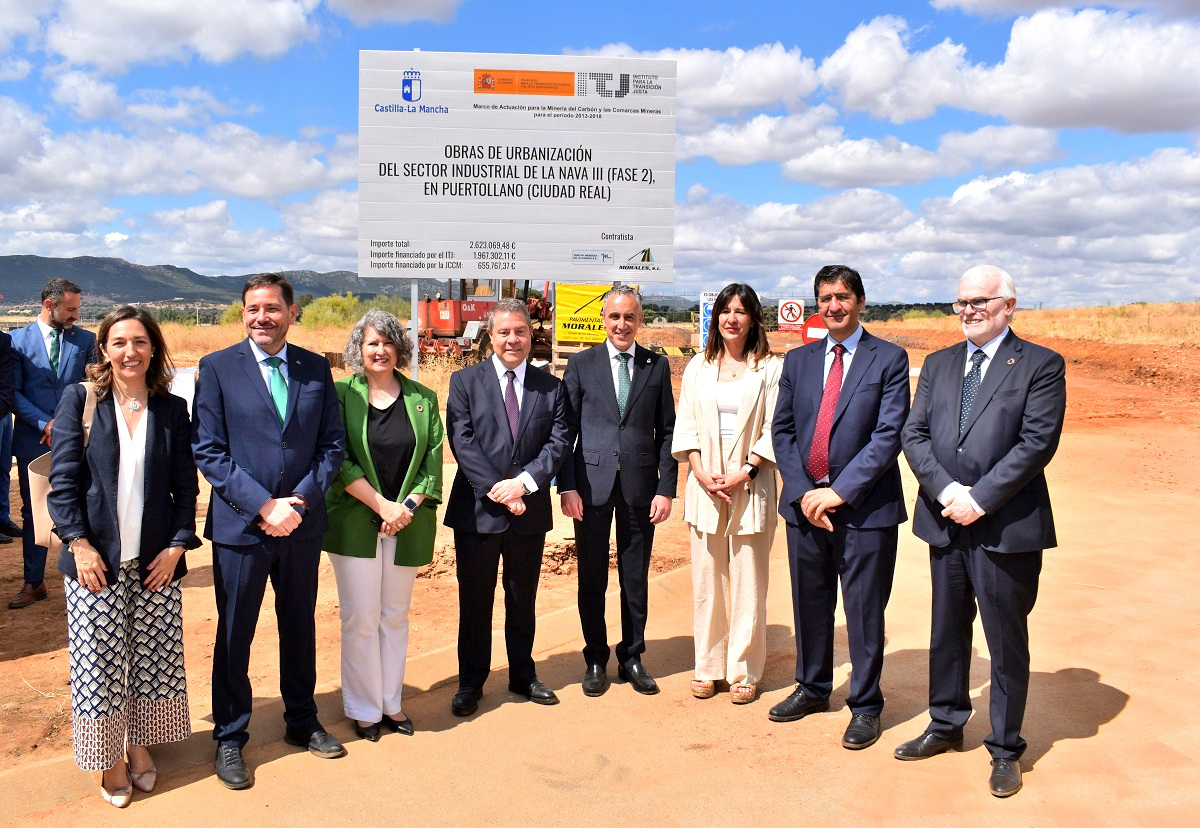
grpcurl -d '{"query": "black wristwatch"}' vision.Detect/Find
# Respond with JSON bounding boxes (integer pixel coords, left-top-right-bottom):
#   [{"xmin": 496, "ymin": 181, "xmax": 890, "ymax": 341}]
[{"xmin": 742, "ymin": 462, "xmax": 759, "ymax": 480}]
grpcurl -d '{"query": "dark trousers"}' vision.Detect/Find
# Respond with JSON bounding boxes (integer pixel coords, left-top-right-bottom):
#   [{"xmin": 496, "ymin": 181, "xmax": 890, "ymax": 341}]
[
  {"xmin": 926, "ymin": 535, "xmax": 1042, "ymax": 760},
  {"xmin": 575, "ymin": 475, "xmax": 654, "ymax": 669},
  {"xmin": 16, "ymin": 456, "xmax": 48, "ymax": 585},
  {"xmin": 211, "ymin": 537, "xmax": 321, "ymax": 748},
  {"xmin": 455, "ymin": 529, "xmax": 544, "ymax": 690},
  {"xmin": 785, "ymin": 519, "xmax": 897, "ymax": 716},
  {"xmin": 0, "ymin": 414, "xmax": 12, "ymax": 516}
]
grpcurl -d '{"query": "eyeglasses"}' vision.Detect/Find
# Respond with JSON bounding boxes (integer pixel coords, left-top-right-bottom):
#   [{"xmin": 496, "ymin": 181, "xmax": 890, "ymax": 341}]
[{"xmin": 952, "ymin": 296, "xmax": 1005, "ymax": 314}]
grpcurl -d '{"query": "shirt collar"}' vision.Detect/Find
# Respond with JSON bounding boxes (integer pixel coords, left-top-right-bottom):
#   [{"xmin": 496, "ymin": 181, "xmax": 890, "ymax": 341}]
[
  {"xmin": 968, "ymin": 327, "xmax": 1010, "ymax": 362},
  {"xmin": 491, "ymin": 353, "xmax": 527, "ymax": 383},
  {"xmin": 248, "ymin": 338, "xmax": 288, "ymax": 365},
  {"xmin": 36, "ymin": 318, "xmax": 58, "ymax": 341},
  {"xmin": 826, "ymin": 324, "xmax": 864, "ymax": 354},
  {"xmin": 605, "ymin": 339, "xmax": 636, "ymax": 361}
]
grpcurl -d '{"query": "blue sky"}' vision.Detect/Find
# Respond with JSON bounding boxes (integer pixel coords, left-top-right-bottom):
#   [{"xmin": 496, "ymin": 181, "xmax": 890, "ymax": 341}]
[{"xmin": 2, "ymin": 0, "xmax": 1200, "ymax": 306}]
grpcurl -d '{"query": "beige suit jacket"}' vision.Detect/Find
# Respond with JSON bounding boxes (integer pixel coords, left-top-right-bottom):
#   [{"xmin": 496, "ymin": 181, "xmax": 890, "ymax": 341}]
[{"xmin": 671, "ymin": 352, "xmax": 782, "ymax": 537}]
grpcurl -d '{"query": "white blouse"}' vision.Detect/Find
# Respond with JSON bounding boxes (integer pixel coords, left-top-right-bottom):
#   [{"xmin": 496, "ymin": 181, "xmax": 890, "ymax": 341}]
[
  {"xmin": 716, "ymin": 374, "xmax": 745, "ymax": 447},
  {"xmin": 115, "ymin": 406, "xmax": 148, "ymax": 563}
]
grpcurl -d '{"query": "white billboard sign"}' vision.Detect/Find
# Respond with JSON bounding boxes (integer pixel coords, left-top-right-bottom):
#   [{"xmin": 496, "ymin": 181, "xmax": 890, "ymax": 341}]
[{"xmin": 359, "ymin": 50, "xmax": 676, "ymax": 282}]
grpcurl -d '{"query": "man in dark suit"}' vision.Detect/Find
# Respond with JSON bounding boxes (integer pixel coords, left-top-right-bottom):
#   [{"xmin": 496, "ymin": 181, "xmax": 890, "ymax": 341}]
[
  {"xmin": 559, "ymin": 286, "xmax": 676, "ymax": 696},
  {"xmin": 770, "ymin": 265, "xmax": 909, "ymax": 749},
  {"xmin": 192, "ymin": 273, "xmax": 347, "ymax": 789},
  {"xmin": 0, "ymin": 329, "xmax": 13, "ymax": 544},
  {"xmin": 7, "ymin": 279, "xmax": 96, "ymax": 608},
  {"xmin": 445, "ymin": 298, "xmax": 571, "ymax": 716},
  {"xmin": 895, "ymin": 265, "xmax": 1066, "ymax": 798}
]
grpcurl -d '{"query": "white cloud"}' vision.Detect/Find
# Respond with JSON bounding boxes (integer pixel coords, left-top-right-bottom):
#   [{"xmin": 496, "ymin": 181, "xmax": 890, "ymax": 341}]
[
  {"xmin": 150, "ymin": 200, "xmax": 232, "ymax": 227},
  {"xmin": 50, "ymin": 70, "xmax": 123, "ymax": 121},
  {"xmin": 326, "ymin": 0, "xmax": 461, "ymax": 25},
  {"xmin": 678, "ymin": 106, "xmax": 841, "ymax": 164},
  {"xmin": 0, "ymin": 58, "xmax": 33, "ymax": 81},
  {"xmin": 103, "ymin": 231, "xmax": 127, "ymax": 247},
  {"xmin": 820, "ymin": 11, "xmax": 1200, "ymax": 133},
  {"xmin": 0, "ymin": 196, "xmax": 120, "ymax": 233},
  {"xmin": 125, "ymin": 87, "xmax": 239, "ymax": 125},
  {"xmin": 782, "ymin": 137, "xmax": 945, "ymax": 187},
  {"xmin": 587, "ymin": 42, "xmax": 819, "ymax": 131},
  {"xmin": 932, "ymin": 1, "xmax": 1200, "ymax": 16},
  {"xmin": 938, "ymin": 125, "xmax": 1059, "ymax": 171},
  {"xmin": 0, "ymin": 97, "xmax": 45, "ymax": 175},
  {"xmin": 46, "ymin": 0, "xmax": 320, "ymax": 73},
  {"xmin": 0, "ymin": 0, "xmax": 52, "ymax": 52}
]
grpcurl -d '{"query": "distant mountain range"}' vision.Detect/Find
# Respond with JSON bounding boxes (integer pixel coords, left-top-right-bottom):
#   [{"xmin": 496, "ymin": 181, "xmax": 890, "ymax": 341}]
[{"xmin": 0, "ymin": 255, "xmax": 453, "ymax": 306}]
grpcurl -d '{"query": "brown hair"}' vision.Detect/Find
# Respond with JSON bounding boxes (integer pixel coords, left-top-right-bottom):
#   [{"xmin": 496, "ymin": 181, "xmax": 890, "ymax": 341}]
[
  {"xmin": 703, "ymin": 283, "xmax": 771, "ymax": 365},
  {"xmin": 86, "ymin": 306, "xmax": 175, "ymax": 399}
]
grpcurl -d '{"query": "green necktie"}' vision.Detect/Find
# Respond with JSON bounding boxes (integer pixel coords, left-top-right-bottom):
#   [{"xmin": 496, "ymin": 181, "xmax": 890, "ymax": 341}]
[
  {"xmin": 617, "ymin": 352, "xmax": 631, "ymax": 417},
  {"xmin": 49, "ymin": 329, "xmax": 60, "ymax": 375},
  {"xmin": 265, "ymin": 356, "xmax": 288, "ymax": 424}
]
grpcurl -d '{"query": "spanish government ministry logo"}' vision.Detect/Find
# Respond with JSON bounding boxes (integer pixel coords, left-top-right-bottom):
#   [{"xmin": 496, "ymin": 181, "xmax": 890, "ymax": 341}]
[{"xmin": 402, "ymin": 69, "xmax": 421, "ymax": 102}]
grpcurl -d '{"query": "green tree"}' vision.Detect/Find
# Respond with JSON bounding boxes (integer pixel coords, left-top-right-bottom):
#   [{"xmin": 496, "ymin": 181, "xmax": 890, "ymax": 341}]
[{"xmin": 221, "ymin": 303, "xmax": 243, "ymax": 324}]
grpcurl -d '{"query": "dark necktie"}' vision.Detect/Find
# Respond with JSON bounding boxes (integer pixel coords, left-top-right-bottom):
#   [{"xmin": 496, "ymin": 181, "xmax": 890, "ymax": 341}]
[
  {"xmin": 265, "ymin": 356, "xmax": 288, "ymax": 424},
  {"xmin": 504, "ymin": 369, "xmax": 520, "ymax": 438},
  {"xmin": 616, "ymin": 352, "xmax": 632, "ymax": 417},
  {"xmin": 807, "ymin": 343, "xmax": 845, "ymax": 482},
  {"xmin": 960, "ymin": 349, "xmax": 987, "ymax": 434},
  {"xmin": 49, "ymin": 329, "xmax": 60, "ymax": 375}
]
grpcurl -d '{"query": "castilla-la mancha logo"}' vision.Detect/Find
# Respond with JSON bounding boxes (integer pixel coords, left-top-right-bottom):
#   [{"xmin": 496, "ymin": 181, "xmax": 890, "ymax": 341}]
[{"xmin": 402, "ymin": 69, "xmax": 421, "ymax": 102}]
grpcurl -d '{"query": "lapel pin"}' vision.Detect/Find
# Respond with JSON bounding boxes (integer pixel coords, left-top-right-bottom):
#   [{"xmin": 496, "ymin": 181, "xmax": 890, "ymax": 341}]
[
  {"xmin": 1007, "ymin": 358, "xmax": 1015, "ymax": 365},
  {"xmin": 416, "ymin": 404, "xmax": 424, "ymax": 412}
]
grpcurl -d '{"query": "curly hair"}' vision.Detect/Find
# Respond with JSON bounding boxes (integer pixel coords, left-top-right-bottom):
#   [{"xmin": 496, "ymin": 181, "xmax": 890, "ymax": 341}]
[
  {"xmin": 344, "ymin": 309, "xmax": 413, "ymax": 376},
  {"xmin": 87, "ymin": 306, "xmax": 175, "ymax": 399}
]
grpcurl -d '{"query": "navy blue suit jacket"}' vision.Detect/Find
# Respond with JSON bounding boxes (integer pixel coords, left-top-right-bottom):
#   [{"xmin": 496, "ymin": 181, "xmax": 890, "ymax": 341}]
[
  {"xmin": 558, "ymin": 343, "xmax": 677, "ymax": 507},
  {"xmin": 444, "ymin": 359, "xmax": 570, "ymax": 535},
  {"xmin": 903, "ymin": 330, "xmax": 1065, "ymax": 553},
  {"xmin": 191, "ymin": 340, "xmax": 346, "ymax": 547},
  {"xmin": 773, "ymin": 328, "xmax": 910, "ymax": 529},
  {"xmin": 49, "ymin": 385, "xmax": 200, "ymax": 581},
  {"xmin": 0, "ymin": 330, "xmax": 12, "ymax": 420},
  {"xmin": 9, "ymin": 322, "xmax": 96, "ymax": 460}
]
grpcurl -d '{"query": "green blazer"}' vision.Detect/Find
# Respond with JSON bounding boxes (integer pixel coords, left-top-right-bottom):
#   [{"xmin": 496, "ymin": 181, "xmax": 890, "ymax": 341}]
[{"xmin": 323, "ymin": 371, "xmax": 444, "ymax": 566}]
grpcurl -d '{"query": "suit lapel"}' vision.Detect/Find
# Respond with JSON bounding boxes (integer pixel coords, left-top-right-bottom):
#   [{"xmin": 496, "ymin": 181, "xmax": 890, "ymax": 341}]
[
  {"xmin": 400, "ymin": 376, "xmax": 430, "ymax": 490},
  {"xmin": 142, "ymin": 396, "xmax": 160, "ymax": 510},
  {"xmin": 21, "ymin": 324, "xmax": 56, "ymax": 383},
  {"xmin": 621, "ymin": 345, "xmax": 654, "ymax": 421},
  {"xmin": 237, "ymin": 341, "xmax": 281, "ymax": 428},
  {"xmin": 481, "ymin": 360, "xmax": 512, "ymax": 444},
  {"xmin": 588, "ymin": 345, "xmax": 620, "ymax": 417},
  {"xmin": 346, "ymin": 375, "xmax": 379, "ymax": 490},
  {"xmin": 832, "ymin": 331, "xmax": 876, "ymax": 427},
  {"xmin": 57, "ymin": 328, "xmax": 85, "ymax": 384},
  {"xmin": 514, "ymin": 362, "xmax": 542, "ymax": 443},
  {"xmin": 960, "ymin": 331, "xmax": 1022, "ymax": 441},
  {"xmin": 95, "ymin": 397, "xmax": 121, "ymax": 519},
  {"xmin": 284, "ymin": 348, "xmax": 305, "ymax": 427}
]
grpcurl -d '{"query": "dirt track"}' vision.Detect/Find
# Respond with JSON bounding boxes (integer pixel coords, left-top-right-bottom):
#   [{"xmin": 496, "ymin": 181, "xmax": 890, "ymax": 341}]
[{"xmin": 2, "ymin": 328, "xmax": 1199, "ymax": 824}]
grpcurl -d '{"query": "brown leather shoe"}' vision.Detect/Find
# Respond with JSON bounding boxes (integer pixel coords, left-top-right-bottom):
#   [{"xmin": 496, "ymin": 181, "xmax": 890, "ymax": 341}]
[{"xmin": 8, "ymin": 582, "xmax": 47, "ymax": 609}]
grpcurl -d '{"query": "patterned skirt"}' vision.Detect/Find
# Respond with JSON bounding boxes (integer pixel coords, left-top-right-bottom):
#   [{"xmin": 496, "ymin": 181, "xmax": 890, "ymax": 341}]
[{"xmin": 65, "ymin": 559, "xmax": 191, "ymax": 771}]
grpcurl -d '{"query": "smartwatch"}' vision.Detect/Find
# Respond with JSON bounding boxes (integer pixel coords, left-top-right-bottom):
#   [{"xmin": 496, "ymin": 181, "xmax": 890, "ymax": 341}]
[
  {"xmin": 402, "ymin": 497, "xmax": 419, "ymax": 511},
  {"xmin": 742, "ymin": 463, "xmax": 759, "ymax": 480}
]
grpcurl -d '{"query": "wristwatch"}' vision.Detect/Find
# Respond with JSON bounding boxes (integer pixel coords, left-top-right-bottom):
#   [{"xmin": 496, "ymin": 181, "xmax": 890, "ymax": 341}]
[
  {"xmin": 402, "ymin": 497, "xmax": 419, "ymax": 511},
  {"xmin": 742, "ymin": 463, "xmax": 759, "ymax": 480}
]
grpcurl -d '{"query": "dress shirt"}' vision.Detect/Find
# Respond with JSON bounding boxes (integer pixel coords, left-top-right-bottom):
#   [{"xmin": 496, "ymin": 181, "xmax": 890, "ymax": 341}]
[
  {"xmin": 605, "ymin": 340, "xmax": 636, "ymax": 392},
  {"xmin": 36, "ymin": 318, "xmax": 60, "ymax": 363},
  {"xmin": 935, "ymin": 326, "xmax": 1011, "ymax": 515},
  {"xmin": 247, "ymin": 338, "xmax": 290, "ymax": 391},
  {"xmin": 812, "ymin": 324, "xmax": 863, "ymax": 484},
  {"xmin": 489, "ymin": 354, "xmax": 538, "ymax": 494}
]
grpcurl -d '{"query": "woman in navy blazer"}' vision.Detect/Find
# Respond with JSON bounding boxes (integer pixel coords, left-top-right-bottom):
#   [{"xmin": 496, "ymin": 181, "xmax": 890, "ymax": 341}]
[{"xmin": 48, "ymin": 306, "xmax": 199, "ymax": 808}]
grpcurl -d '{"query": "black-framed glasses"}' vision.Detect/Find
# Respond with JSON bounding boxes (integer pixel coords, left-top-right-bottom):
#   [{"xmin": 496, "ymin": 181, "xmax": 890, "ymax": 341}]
[{"xmin": 952, "ymin": 296, "xmax": 1005, "ymax": 314}]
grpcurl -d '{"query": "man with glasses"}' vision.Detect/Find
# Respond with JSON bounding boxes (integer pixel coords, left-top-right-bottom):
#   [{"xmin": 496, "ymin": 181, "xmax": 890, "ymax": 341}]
[{"xmin": 896, "ymin": 265, "xmax": 1066, "ymax": 797}]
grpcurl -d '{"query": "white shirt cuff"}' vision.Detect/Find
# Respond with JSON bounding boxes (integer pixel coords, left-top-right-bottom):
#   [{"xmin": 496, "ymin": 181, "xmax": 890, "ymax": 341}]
[{"xmin": 518, "ymin": 471, "xmax": 538, "ymax": 494}]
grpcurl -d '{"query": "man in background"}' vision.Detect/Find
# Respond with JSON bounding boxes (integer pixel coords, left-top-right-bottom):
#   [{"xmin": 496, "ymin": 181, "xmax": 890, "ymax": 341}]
[
  {"xmin": 7, "ymin": 279, "xmax": 95, "ymax": 608},
  {"xmin": 0, "ymin": 327, "xmax": 14, "ymax": 543}
]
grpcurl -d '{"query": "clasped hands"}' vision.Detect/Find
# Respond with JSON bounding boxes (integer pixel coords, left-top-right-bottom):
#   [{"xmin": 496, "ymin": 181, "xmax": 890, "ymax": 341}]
[
  {"xmin": 488, "ymin": 478, "xmax": 527, "ymax": 515},
  {"xmin": 799, "ymin": 487, "xmax": 845, "ymax": 532},
  {"xmin": 695, "ymin": 467, "xmax": 751, "ymax": 505},
  {"xmin": 257, "ymin": 496, "xmax": 305, "ymax": 536},
  {"xmin": 940, "ymin": 486, "xmax": 981, "ymax": 526}
]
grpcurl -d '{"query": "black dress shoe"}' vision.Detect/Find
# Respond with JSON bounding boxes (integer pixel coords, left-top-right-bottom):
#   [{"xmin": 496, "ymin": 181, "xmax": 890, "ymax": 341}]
[
  {"xmin": 354, "ymin": 721, "xmax": 381, "ymax": 742},
  {"xmin": 452, "ymin": 687, "xmax": 483, "ymax": 717},
  {"xmin": 509, "ymin": 679, "xmax": 560, "ymax": 705},
  {"xmin": 215, "ymin": 744, "xmax": 252, "ymax": 790},
  {"xmin": 989, "ymin": 758, "xmax": 1023, "ymax": 797},
  {"xmin": 582, "ymin": 664, "xmax": 609, "ymax": 697},
  {"xmin": 842, "ymin": 713, "xmax": 881, "ymax": 749},
  {"xmin": 0, "ymin": 531, "xmax": 12, "ymax": 544},
  {"xmin": 767, "ymin": 686, "xmax": 829, "ymax": 722},
  {"xmin": 893, "ymin": 731, "xmax": 963, "ymax": 760},
  {"xmin": 617, "ymin": 661, "xmax": 659, "ymax": 695},
  {"xmin": 284, "ymin": 725, "xmax": 346, "ymax": 758},
  {"xmin": 381, "ymin": 714, "xmax": 414, "ymax": 736},
  {"xmin": 0, "ymin": 519, "xmax": 21, "ymax": 537}
]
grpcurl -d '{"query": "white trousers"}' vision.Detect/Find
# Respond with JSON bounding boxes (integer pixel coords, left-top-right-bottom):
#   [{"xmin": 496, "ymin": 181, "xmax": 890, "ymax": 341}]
[
  {"xmin": 690, "ymin": 527, "xmax": 772, "ymax": 685},
  {"xmin": 329, "ymin": 536, "xmax": 418, "ymax": 723}
]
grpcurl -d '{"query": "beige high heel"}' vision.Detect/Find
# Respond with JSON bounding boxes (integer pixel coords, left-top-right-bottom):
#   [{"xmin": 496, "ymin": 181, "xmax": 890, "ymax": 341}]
[
  {"xmin": 100, "ymin": 766, "xmax": 133, "ymax": 808},
  {"xmin": 128, "ymin": 748, "xmax": 157, "ymax": 793}
]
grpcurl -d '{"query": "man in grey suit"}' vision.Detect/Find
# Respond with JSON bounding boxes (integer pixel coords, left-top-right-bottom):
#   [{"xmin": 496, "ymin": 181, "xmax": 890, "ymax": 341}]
[
  {"xmin": 559, "ymin": 286, "xmax": 676, "ymax": 696},
  {"xmin": 8, "ymin": 279, "xmax": 96, "ymax": 609},
  {"xmin": 895, "ymin": 265, "xmax": 1066, "ymax": 798}
]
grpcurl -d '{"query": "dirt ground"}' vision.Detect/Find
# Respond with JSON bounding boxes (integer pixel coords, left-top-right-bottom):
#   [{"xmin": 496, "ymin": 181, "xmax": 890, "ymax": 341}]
[{"xmin": 2, "ymin": 326, "xmax": 1199, "ymax": 824}]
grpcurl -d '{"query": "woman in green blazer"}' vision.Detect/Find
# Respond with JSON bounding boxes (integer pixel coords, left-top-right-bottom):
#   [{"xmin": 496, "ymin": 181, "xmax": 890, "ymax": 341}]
[{"xmin": 324, "ymin": 310, "xmax": 443, "ymax": 741}]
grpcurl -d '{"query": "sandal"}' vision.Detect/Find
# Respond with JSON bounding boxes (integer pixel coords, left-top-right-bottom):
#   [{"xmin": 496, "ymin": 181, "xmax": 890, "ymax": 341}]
[
  {"xmin": 730, "ymin": 682, "xmax": 757, "ymax": 704},
  {"xmin": 690, "ymin": 679, "xmax": 716, "ymax": 699}
]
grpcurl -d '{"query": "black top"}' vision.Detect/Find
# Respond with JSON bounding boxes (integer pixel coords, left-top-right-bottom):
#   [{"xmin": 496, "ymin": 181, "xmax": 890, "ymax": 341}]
[{"xmin": 367, "ymin": 398, "xmax": 416, "ymax": 502}]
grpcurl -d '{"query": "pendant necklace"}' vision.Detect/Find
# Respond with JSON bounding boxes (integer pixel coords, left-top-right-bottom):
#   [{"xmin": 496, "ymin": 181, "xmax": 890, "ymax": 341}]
[{"xmin": 115, "ymin": 387, "xmax": 147, "ymax": 412}]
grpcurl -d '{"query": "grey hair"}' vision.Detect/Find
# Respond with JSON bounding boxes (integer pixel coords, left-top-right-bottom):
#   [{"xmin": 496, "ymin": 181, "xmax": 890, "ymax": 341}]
[
  {"xmin": 602, "ymin": 284, "xmax": 642, "ymax": 314},
  {"xmin": 961, "ymin": 265, "xmax": 1017, "ymax": 300},
  {"xmin": 41, "ymin": 278, "xmax": 82, "ymax": 304},
  {"xmin": 486, "ymin": 298, "xmax": 531, "ymax": 329},
  {"xmin": 344, "ymin": 309, "xmax": 413, "ymax": 376}
]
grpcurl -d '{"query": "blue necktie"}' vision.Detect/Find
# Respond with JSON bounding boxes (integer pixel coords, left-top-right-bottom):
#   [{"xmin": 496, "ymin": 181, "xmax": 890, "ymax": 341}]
[{"xmin": 960, "ymin": 350, "xmax": 987, "ymax": 433}]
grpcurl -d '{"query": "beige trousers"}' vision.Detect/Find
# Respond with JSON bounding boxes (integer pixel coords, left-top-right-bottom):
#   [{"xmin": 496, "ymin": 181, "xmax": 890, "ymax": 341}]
[{"xmin": 690, "ymin": 526, "xmax": 772, "ymax": 685}]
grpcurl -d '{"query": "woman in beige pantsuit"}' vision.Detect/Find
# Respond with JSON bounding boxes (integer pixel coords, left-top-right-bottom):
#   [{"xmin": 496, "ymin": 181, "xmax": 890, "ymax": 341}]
[{"xmin": 672, "ymin": 283, "xmax": 782, "ymax": 704}]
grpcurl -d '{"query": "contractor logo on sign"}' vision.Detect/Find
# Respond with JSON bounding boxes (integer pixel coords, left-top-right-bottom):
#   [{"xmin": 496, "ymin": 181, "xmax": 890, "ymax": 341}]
[
  {"xmin": 572, "ymin": 250, "xmax": 615, "ymax": 265},
  {"xmin": 402, "ymin": 69, "xmax": 422, "ymax": 102},
  {"xmin": 618, "ymin": 248, "xmax": 661, "ymax": 272}
]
